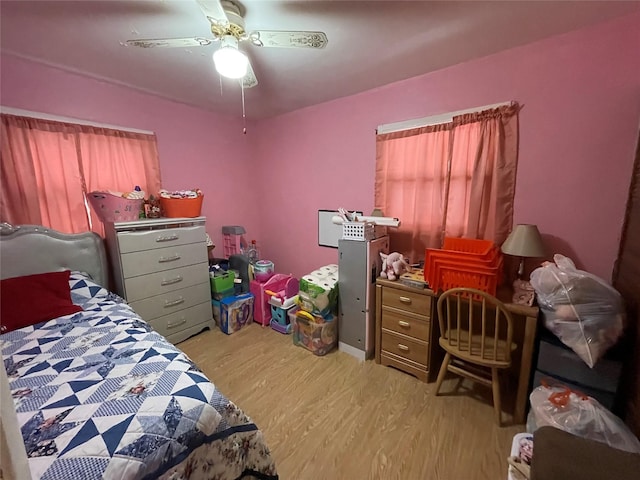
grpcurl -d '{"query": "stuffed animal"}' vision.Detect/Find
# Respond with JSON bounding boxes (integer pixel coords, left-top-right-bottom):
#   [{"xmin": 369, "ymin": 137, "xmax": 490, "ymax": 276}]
[{"xmin": 379, "ymin": 252, "xmax": 411, "ymax": 281}]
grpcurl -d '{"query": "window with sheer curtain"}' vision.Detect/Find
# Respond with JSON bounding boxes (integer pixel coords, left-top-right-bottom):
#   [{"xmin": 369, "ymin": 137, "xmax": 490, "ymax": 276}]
[
  {"xmin": 1, "ymin": 114, "xmax": 162, "ymax": 236},
  {"xmin": 375, "ymin": 103, "xmax": 521, "ymax": 263}
]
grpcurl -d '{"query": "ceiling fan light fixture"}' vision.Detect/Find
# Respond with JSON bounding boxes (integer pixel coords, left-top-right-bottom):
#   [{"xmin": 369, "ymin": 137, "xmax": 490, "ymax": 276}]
[{"xmin": 213, "ymin": 35, "xmax": 248, "ymax": 79}]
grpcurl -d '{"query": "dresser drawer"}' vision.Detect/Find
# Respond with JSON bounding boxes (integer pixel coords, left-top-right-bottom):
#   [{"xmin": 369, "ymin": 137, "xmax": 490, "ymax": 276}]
[
  {"xmin": 147, "ymin": 301, "xmax": 212, "ymax": 338},
  {"xmin": 381, "ymin": 309, "xmax": 430, "ymax": 341},
  {"xmin": 129, "ymin": 282, "xmax": 211, "ymax": 321},
  {"xmin": 382, "ymin": 287, "xmax": 431, "ymax": 318},
  {"xmin": 117, "ymin": 226, "xmax": 206, "ymax": 253},
  {"xmin": 121, "ymin": 243, "xmax": 207, "ymax": 278},
  {"xmin": 124, "ymin": 263, "xmax": 209, "ymax": 302},
  {"xmin": 381, "ymin": 330, "xmax": 428, "ymax": 366}
]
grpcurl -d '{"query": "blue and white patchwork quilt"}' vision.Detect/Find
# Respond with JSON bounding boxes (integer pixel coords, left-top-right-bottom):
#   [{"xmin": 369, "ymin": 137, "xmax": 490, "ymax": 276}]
[{"xmin": 1, "ymin": 273, "xmax": 278, "ymax": 480}]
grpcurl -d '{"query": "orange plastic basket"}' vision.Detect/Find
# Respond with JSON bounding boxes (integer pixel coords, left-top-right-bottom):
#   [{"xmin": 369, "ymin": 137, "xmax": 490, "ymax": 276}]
[
  {"xmin": 438, "ymin": 264, "xmax": 500, "ymax": 299},
  {"xmin": 424, "ymin": 237, "xmax": 503, "ymax": 295},
  {"xmin": 442, "ymin": 237, "xmax": 494, "ymax": 256},
  {"xmin": 160, "ymin": 195, "xmax": 203, "ymax": 218},
  {"xmin": 425, "ymin": 246, "xmax": 500, "ymax": 282},
  {"xmin": 428, "ymin": 255, "xmax": 503, "ymax": 292}
]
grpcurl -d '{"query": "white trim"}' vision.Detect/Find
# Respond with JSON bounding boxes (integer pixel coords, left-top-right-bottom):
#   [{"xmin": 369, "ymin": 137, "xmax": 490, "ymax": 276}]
[
  {"xmin": 338, "ymin": 342, "xmax": 366, "ymax": 362},
  {"xmin": 377, "ymin": 101, "xmax": 512, "ymax": 135},
  {"xmin": 0, "ymin": 106, "xmax": 154, "ymax": 135}
]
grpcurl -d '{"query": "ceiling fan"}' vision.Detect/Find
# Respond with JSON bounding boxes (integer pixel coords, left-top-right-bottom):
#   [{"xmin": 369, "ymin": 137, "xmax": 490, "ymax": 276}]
[{"xmin": 125, "ymin": 0, "xmax": 328, "ymax": 88}]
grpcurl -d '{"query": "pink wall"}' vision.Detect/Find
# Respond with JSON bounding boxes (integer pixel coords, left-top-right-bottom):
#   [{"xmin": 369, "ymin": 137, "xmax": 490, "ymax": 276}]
[
  {"xmin": 0, "ymin": 53, "xmax": 263, "ymax": 251},
  {"xmin": 253, "ymin": 12, "xmax": 640, "ymax": 281},
  {"xmin": 2, "ymin": 12, "xmax": 639, "ymax": 281}
]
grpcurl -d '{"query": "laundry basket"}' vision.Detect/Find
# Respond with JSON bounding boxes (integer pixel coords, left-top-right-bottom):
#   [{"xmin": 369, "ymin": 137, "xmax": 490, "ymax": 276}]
[{"xmin": 88, "ymin": 191, "xmax": 143, "ymax": 223}]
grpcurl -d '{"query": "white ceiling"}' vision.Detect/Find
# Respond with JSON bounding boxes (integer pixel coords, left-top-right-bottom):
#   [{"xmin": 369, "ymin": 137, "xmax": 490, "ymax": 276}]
[{"xmin": 2, "ymin": 1, "xmax": 639, "ymax": 120}]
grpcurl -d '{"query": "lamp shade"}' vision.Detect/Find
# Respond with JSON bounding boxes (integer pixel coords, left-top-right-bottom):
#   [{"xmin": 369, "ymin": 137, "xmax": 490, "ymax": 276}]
[
  {"xmin": 213, "ymin": 35, "xmax": 248, "ymax": 79},
  {"xmin": 501, "ymin": 224, "xmax": 546, "ymax": 258}
]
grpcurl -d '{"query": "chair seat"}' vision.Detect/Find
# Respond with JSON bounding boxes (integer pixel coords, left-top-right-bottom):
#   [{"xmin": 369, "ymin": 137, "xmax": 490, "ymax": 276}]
[{"xmin": 439, "ymin": 331, "xmax": 516, "ymax": 368}]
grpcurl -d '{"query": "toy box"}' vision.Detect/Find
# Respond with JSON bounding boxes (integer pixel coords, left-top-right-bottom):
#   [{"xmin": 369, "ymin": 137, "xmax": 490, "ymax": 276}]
[
  {"xmin": 219, "ymin": 293, "xmax": 254, "ymax": 334},
  {"xmin": 250, "ymin": 274, "xmax": 298, "ymax": 326},
  {"xmin": 212, "ymin": 299, "xmax": 221, "ymax": 326},
  {"xmin": 292, "ymin": 310, "xmax": 338, "ymax": 356}
]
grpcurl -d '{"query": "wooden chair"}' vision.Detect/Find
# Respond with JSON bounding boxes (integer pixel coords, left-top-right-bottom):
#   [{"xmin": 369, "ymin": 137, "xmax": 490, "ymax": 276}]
[{"xmin": 434, "ymin": 287, "xmax": 516, "ymax": 426}]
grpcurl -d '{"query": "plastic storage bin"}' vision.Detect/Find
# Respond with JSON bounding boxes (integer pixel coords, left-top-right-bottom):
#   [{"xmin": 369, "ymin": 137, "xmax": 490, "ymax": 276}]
[
  {"xmin": 292, "ymin": 310, "xmax": 337, "ymax": 356},
  {"xmin": 160, "ymin": 195, "xmax": 203, "ymax": 218},
  {"xmin": 218, "ymin": 293, "xmax": 254, "ymax": 334},
  {"xmin": 341, "ymin": 222, "xmax": 387, "ymax": 241},
  {"xmin": 424, "ymin": 237, "xmax": 503, "ymax": 296},
  {"xmin": 210, "ymin": 270, "xmax": 235, "ymax": 293},
  {"xmin": 88, "ymin": 191, "xmax": 143, "ymax": 222}
]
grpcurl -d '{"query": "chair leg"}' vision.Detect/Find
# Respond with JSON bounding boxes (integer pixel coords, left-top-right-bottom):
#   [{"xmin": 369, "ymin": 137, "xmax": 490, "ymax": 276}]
[
  {"xmin": 491, "ymin": 367, "xmax": 502, "ymax": 426},
  {"xmin": 434, "ymin": 353, "xmax": 451, "ymax": 396}
]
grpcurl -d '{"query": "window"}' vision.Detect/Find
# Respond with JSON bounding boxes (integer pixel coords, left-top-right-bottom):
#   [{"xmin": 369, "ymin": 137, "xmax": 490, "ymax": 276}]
[
  {"xmin": 375, "ymin": 103, "xmax": 521, "ymax": 263},
  {"xmin": 1, "ymin": 113, "xmax": 161, "ymax": 235}
]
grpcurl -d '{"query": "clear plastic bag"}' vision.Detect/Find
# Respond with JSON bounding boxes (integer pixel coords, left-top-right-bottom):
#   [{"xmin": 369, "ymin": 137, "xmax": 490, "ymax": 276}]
[
  {"xmin": 530, "ymin": 254, "xmax": 624, "ymax": 368},
  {"xmin": 528, "ymin": 383, "xmax": 640, "ymax": 453}
]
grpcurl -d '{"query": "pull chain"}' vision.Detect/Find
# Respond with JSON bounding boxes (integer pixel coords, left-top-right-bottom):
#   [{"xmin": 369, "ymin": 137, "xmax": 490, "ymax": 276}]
[{"xmin": 241, "ymin": 81, "xmax": 246, "ymax": 134}]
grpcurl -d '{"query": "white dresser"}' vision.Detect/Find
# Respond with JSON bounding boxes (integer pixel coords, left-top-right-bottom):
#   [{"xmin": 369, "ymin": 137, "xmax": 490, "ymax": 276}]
[{"xmin": 104, "ymin": 216, "xmax": 213, "ymax": 344}]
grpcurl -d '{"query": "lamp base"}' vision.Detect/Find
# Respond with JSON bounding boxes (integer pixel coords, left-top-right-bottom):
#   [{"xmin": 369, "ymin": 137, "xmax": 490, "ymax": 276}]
[{"xmin": 512, "ymin": 278, "xmax": 535, "ymax": 306}]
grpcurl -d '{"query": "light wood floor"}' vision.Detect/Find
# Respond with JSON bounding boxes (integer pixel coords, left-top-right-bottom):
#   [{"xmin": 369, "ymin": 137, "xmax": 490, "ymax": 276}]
[{"xmin": 180, "ymin": 324, "xmax": 523, "ymax": 480}]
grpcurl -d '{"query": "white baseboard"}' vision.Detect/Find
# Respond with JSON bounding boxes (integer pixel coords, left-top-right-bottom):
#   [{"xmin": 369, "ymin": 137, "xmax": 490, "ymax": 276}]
[{"xmin": 338, "ymin": 342, "xmax": 366, "ymax": 361}]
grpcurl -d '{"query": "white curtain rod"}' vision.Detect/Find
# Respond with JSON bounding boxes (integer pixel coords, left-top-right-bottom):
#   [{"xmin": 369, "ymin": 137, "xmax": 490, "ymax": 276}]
[
  {"xmin": 377, "ymin": 101, "xmax": 513, "ymax": 135},
  {"xmin": 0, "ymin": 106, "xmax": 154, "ymax": 135}
]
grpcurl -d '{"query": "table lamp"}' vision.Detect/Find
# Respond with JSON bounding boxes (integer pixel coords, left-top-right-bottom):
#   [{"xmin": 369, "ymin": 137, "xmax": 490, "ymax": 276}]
[{"xmin": 501, "ymin": 224, "xmax": 546, "ymax": 305}]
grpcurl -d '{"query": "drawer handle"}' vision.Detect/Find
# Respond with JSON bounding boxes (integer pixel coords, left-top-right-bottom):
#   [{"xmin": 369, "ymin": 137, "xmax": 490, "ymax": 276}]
[
  {"xmin": 161, "ymin": 275, "xmax": 183, "ymax": 286},
  {"xmin": 398, "ymin": 344, "xmax": 409, "ymax": 351},
  {"xmin": 398, "ymin": 320, "xmax": 410, "ymax": 328},
  {"xmin": 399, "ymin": 296, "xmax": 412, "ymax": 304},
  {"xmin": 164, "ymin": 297, "xmax": 185, "ymax": 308},
  {"xmin": 156, "ymin": 234, "xmax": 179, "ymax": 242},
  {"xmin": 159, "ymin": 254, "xmax": 181, "ymax": 263},
  {"xmin": 167, "ymin": 318, "xmax": 187, "ymax": 329}
]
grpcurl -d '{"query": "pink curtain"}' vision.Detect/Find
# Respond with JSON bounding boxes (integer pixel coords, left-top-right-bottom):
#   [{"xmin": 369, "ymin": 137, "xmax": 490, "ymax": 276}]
[
  {"xmin": 375, "ymin": 104, "xmax": 520, "ymax": 262},
  {"xmin": 1, "ymin": 115, "xmax": 86, "ymax": 232},
  {"xmin": 1, "ymin": 114, "xmax": 161, "ymax": 235},
  {"xmin": 446, "ymin": 106, "xmax": 520, "ymax": 245},
  {"xmin": 375, "ymin": 124, "xmax": 451, "ymax": 260},
  {"xmin": 78, "ymin": 126, "xmax": 162, "ymax": 234}
]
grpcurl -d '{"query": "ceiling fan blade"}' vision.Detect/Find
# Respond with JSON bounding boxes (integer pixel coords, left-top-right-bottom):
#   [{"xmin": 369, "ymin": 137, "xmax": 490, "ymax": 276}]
[
  {"xmin": 125, "ymin": 37, "xmax": 213, "ymax": 48},
  {"xmin": 195, "ymin": 0, "xmax": 229, "ymax": 26},
  {"xmin": 243, "ymin": 60, "xmax": 258, "ymax": 89},
  {"xmin": 248, "ymin": 31, "xmax": 328, "ymax": 49}
]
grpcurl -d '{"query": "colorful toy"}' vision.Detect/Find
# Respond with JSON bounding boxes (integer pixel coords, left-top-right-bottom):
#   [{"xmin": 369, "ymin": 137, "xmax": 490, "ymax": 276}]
[
  {"xmin": 379, "ymin": 252, "xmax": 412, "ymax": 281},
  {"xmin": 251, "ymin": 274, "xmax": 299, "ymax": 326},
  {"xmin": 292, "ymin": 310, "xmax": 337, "ymax": 356},
  {"xmin": 219, "ymin": 293, "xmax": 254, "ymax": 334}
]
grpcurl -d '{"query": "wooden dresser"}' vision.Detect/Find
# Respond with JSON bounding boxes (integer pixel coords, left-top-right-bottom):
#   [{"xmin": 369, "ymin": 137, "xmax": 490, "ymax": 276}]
[
  {"xmin": 375, "ymin": 278, "xmax": 438, "ymax": 381},
  {"xmin": 104, "ymin": 216, "xmax": 213, "ymax": 344}
]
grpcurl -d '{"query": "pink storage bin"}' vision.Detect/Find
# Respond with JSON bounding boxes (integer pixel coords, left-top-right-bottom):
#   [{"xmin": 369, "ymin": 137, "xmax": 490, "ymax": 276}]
[{"xmin": 88, "ymin": 191, "xmax": 143, "ymax": 223}]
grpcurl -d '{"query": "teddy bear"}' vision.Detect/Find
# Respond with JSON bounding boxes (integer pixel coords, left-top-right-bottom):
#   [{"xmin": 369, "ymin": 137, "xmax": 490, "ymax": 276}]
[{"xmin": 379, "ymin": 252, "xmax": 411, "ymax": 281}]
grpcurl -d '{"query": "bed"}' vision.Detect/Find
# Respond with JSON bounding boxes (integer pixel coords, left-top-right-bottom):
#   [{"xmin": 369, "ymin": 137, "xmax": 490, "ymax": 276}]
[{"xmin": 0, "ymin": 224, "xmax": 278, "ymax": 480}]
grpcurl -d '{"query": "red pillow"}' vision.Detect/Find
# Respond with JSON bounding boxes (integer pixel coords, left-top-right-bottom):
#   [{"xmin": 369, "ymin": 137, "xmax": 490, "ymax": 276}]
[{"xmin": 1, "ymin": 270, "xmax": 83, "ymax": 334}]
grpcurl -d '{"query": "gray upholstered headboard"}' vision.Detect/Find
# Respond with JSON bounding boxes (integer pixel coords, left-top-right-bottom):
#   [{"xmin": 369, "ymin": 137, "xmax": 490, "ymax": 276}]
[{"xmin": 0, "ymin": 223, "xmax": 108, "ymax": 288}]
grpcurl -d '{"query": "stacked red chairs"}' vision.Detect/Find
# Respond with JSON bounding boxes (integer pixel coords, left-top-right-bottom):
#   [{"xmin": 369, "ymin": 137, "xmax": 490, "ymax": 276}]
[{"xmin": 424, "ymin": 237, "xmax": 504, "ymax": 297}]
